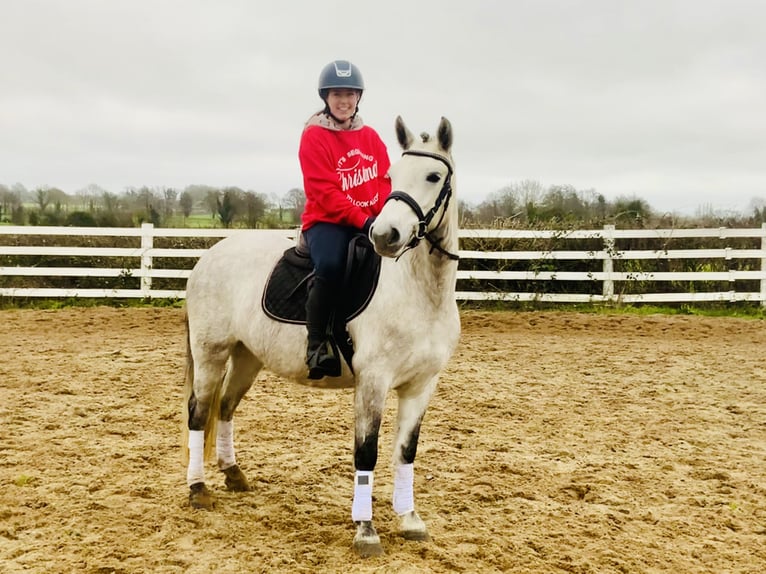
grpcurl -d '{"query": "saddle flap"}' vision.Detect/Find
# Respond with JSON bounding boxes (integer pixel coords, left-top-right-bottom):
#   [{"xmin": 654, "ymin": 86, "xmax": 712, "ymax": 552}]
[{"xmin": 262, "ymin": 234, "xmax": 381, "ymax": 325}]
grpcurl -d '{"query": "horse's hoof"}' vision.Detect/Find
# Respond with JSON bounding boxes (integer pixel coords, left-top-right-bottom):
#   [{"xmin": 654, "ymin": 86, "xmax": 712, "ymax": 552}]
[
  {"xmin": 353, "ymin": 521, "xmax": 384, "ymax": 558},
  {"xmin": 353, "ymin": 539, "xmax": 384, "ymax": 558},
  {"xmin": 189, "ymin": 482, "xmax": 215, "ymax": 510},
  {"xmin": 400, "ymin": 511, "xmax": 430, "ymax": 541},
  {"xmin": 222, "ymin": 464, "xmax": 251, "ymax": 491},
  {"xmin": 402, "ymin": 529, "xmax": 431, "ymax": 541}
]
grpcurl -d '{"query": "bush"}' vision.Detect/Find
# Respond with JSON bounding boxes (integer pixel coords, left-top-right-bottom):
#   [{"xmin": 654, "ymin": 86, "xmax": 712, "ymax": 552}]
[{"xmin": 66, "ymin": 211, "xmax": 98, "ymax": 227}]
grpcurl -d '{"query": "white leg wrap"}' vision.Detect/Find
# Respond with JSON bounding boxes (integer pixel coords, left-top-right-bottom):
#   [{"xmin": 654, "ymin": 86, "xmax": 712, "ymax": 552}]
[
  {"xmin": 186, "ymin": 430, "xmax": 206, "ymax": 486},
  {"xmin": 393, "ymin": 463, "xmax": 415, "ymax": 515},
  {"xmin": 351, "ymin": 471, "xmax": 374, "ymax": 522},
  {"xmin": 216, "ymin": 420, "xmax": 236, "ymax": 469}
]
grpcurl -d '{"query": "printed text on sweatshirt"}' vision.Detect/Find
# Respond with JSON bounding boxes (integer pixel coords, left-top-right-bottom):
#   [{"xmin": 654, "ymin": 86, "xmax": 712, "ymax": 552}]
[{"xmin": 299, "ymin": 119, "xmax": 391, "ymax": 231}]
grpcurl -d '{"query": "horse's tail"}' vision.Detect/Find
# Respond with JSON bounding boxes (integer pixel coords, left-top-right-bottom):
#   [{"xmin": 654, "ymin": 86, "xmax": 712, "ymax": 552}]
[
  {"xmin": 180, "ymin": 312, "xmax": 221, "ymax": 465},
  {"xmin": 181, "ymin": 312, "xmax": 194, "ymax": 465}
]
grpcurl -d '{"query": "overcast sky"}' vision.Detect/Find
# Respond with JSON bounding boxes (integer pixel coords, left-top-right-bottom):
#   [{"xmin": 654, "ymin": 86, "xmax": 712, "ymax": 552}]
[{"xmin": 2, "ymin": 0, "xmax": 765, "ymax": 215}]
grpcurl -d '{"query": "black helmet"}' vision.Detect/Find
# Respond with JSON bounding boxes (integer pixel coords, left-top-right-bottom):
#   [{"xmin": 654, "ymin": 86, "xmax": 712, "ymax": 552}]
[{"xmin": 318, "ymin": 60, "xmax": 364, "ymax": 100}]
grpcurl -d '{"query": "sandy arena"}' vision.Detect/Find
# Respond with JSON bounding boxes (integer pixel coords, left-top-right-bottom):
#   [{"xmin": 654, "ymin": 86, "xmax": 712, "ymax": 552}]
[{"xmin": 1, "ymin": 307, "xmax": 765, "ymax": 573}]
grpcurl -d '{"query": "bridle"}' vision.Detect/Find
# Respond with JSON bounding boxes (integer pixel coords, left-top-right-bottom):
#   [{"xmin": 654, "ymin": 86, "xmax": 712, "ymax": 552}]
[{"xmin": 384, "ymin": 150, "xmax": 460, "ymax": 261}]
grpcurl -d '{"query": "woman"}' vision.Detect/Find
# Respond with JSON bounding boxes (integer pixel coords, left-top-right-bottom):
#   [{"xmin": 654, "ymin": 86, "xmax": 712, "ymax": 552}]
[{"xmin": 299, "ymin": 60, "xmax": 392, "ymax": 379}]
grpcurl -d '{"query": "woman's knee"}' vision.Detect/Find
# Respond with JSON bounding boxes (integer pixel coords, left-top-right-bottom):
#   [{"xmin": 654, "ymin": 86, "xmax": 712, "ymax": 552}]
[{"xmin": 314, "ymin": 257, "xmax": 345, "ymax": 282}]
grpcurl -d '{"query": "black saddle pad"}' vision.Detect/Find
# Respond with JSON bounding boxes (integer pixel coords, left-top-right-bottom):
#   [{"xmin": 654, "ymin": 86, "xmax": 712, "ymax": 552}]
[{"xmin": 262, "ymin": 233, "xmax": 381, "ymax": 325}]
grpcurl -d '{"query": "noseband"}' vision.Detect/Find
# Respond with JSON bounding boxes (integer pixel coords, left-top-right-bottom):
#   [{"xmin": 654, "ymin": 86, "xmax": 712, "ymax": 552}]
[{"xmin": 384, "ymin": 150, "xmax": 460, "ymax": 261}]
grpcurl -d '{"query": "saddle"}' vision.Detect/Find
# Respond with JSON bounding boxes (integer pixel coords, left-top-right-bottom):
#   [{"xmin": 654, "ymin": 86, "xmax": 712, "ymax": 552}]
[{"xmin": 261, "ymin": 233, "xmax": 382, "ymax": 371}]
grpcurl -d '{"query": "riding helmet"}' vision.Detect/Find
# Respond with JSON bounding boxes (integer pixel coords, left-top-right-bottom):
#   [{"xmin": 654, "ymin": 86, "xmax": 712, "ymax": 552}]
[{"xmin": 318, "ymin": 60, "xmax": 365, "ymax": 100}]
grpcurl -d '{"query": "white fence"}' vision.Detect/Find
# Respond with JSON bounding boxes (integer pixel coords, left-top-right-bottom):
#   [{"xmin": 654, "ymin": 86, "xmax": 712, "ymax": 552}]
[{"xmin": 1, "ymin": 223, "xmax": 766, "ymax": 305}]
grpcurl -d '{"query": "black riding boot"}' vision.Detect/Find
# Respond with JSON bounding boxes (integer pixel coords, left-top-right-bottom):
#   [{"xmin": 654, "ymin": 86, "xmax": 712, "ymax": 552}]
[{"xmin": 305, "ymin": 277, "xmax": 341, "ymax": 379}]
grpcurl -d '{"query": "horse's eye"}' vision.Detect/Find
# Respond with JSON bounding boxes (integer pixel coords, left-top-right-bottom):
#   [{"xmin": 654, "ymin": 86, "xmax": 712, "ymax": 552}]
[{"xmin": 426, "ymin": 173, "xmax": 441, "ymax": 183}]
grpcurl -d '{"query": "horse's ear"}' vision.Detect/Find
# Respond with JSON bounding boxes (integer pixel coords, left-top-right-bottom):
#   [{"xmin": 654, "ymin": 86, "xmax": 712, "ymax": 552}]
[
  {"xmin": 437, "ymin": 116, "xmax": 453, "ymax": 152},
  {"xmin": 395, "ymin": 115, "xmax": 414, "ymax": 150}
]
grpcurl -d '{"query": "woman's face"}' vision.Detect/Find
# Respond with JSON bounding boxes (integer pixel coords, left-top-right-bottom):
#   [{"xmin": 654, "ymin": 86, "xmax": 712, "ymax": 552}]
[{"xmin": 326, "ymin": 89, "xmax": 361, "ymax": 123}]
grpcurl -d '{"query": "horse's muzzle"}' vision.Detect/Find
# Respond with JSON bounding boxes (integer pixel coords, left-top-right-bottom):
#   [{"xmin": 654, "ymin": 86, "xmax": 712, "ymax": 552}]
[{"xmin": 370, "ymin": 221, "xmax": 412, "ymax": 258}]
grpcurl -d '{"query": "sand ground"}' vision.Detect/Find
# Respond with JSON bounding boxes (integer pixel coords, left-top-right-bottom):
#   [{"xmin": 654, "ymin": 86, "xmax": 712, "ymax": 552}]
[{"xmin": 1, "ymin": 307, "xmax": 765, "ymax": 573}]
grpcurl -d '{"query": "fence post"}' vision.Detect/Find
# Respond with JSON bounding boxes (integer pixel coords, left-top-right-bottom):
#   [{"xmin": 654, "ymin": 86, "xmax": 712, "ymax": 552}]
[
  {"xmin": 602, "ymin": 224, "xmax": 615, "ymax": 301},
  {"xmin": 761, "ymin": 223, "xmax": 766, "ymax": 307},
  {"xmin": 140, "ymin": 223, "xmax": 154, "ymax": 296}
]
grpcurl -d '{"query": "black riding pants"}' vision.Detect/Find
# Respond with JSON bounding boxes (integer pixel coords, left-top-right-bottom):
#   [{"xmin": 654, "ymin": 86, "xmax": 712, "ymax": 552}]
[{"xmin": 303, "ymin": 222, "xmax": 356, "ymax": 285}]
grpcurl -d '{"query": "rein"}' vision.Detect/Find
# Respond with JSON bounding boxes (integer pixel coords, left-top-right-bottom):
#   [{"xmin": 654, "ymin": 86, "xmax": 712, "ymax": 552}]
[{"xmin": 385, "ymin": 150, "xmax": 460, "ymax": 261}]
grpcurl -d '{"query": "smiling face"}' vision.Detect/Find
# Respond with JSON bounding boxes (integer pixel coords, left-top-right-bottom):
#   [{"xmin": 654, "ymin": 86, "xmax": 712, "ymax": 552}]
[{"xmin": 326, "ymin": 88, "xmax": 361, "ymax": 125}]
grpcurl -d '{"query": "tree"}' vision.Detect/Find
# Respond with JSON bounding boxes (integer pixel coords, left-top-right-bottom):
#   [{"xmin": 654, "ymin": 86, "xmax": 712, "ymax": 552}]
[
  {"xmin": 149, "ymin": 204, "xmax": 162, "ymax": 226},
  {"xmin": 473, "ymin": 180, "xmax": 544, "ymax": 225},
  {"xmin": 102, "ymin": 191, "xmax": 120, "ymax": 214},
  {"xmin": 539, "ymin": 184, "xmax": 591, "ymax": 222},
  {"xmin": 179, "ymin": 190, "xmax": 194, "ymax": 220},
  {"xmin": 47, "ymin": 188, "xmax": 69, "ymax": 213},
  {"xmin": 747, "ymin": 198, "xmax": 766, "ymax": 224},
  {"xmin": 137, "ymin": 186, "xmax": 155, "ymax": 213},
  {"xmin": 611, "ymin": 195, "xmax": 652, "ymax": 227},
  {"xmin": 11, "ymin": 183, "xmax": 30, "ymax": 203},
  {"xmin": 97, "ymin": 191, "xmax": 122, "ymax": 227},
  {"xmin": 269, "ymin": 192, "xmax": 284, "ymax": 222},
  {"xmin": 283, "ymin": 187, "xmax": 305, "ymax": 223},
  {"xmin": 34, "ymin": 187, "xmax": 51, "ymax": 212},
  {"xmin": 242, "ymin": 191, "xmax": 268, "ymax": 228},
  {"xmin": 0, "ymin": 184, "xmax": 19, "ymax": 222},
  {"xmin": 162, "ymin": 187, "xmax": 177, "ymax": 220},
  {"xmin": 11, "ymin": 204, "xmax": 25, "ymax": 225},
  {"xmin": 75, "ymin": 184, "xmax": 107, "ymax": 211},
  {"xmin": 216, "ymin": 189, "xmax": 239, "ymax": 228},
  {"xmin": 205, "ymin": 189, "xmax": 220, "ymax": 219},
  {"xmin": 183, "ymin": 184, "xmax": 217, "ymax": 208},
  {"xmin": 596, "ymin": 193, "xmax": 607, "ymax": 221}
]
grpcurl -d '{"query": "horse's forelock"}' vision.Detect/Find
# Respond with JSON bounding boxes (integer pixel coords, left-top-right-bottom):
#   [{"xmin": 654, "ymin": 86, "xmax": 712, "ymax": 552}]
[{"xmin": 396, "ymin": 116, "xmax": 453, "ymax": 160}]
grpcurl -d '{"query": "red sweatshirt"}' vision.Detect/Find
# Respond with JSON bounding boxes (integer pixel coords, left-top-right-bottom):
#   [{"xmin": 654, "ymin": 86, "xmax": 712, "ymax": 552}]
[{"xmin": 299, "ymin": 113, "xmax": 391, "ymax": 231}]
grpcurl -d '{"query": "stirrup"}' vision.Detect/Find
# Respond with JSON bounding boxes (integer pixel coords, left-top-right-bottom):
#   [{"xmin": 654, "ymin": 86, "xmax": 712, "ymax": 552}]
[{"xmin": 307, "ymin": 340, "xmax": 341, "ymax": 379}]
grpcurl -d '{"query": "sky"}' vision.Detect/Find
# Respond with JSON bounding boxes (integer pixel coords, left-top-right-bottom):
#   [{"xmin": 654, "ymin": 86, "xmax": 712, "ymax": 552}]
[{"xmin": 2, "ymin": 0, "xmax": 765, "ymax": 215}]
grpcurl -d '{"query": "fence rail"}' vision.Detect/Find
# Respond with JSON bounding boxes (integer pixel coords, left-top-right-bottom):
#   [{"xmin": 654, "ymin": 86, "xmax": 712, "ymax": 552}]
[{"xmin": 1, "ymin": 223, "xmax": 766, "ymax": 305}]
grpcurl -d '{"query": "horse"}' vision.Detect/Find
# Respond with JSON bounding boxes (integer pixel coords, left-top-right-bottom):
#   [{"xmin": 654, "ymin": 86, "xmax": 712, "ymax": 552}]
[{"xmin": 181, "ymin": 116, "xmax": 461, "ymax": 557}]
